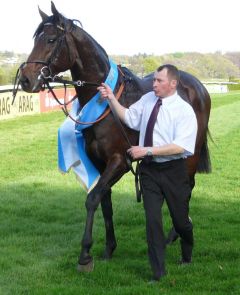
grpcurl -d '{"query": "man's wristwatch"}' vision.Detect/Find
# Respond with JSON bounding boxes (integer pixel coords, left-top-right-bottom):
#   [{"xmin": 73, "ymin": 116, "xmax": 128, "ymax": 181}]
[{"xmin": 146, "ymin": 148, "xmax": 153, "ymax": 157}]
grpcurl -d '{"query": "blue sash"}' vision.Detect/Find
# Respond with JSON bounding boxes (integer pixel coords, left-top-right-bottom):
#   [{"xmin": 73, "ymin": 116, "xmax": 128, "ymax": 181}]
[{"xmin": 58, "ymin": 60, "xmax": 118, "ymax": 191}]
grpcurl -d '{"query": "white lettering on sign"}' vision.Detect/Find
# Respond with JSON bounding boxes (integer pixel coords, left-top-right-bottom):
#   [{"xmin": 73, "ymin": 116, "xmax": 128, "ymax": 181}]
[
  {"xmin": 18, "ymin": 95, "xmax": 34, "ymax": 113},
  {"xmin": 0, "ymin": 91, "xmax": 40, "ymax": 120},
  {"xmin": 0, "ymin": 96, "xmax": 11, "ymax": 115}
]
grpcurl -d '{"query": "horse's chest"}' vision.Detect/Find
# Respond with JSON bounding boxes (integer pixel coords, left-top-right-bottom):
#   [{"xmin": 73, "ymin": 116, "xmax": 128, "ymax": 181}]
[{"xmin": 83, "ymin": 127, "xmax": 106, "ymax": 159}]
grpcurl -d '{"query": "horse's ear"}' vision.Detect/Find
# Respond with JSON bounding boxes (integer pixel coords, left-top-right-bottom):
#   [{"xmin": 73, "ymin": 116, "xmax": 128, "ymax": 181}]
[
  {"xmin": 51, "ymin": 1, "xmax": 60, "ymax": 18},
  {"xmin": 38, "ymin": 6, "xmax": 49, "ymax": 21}
]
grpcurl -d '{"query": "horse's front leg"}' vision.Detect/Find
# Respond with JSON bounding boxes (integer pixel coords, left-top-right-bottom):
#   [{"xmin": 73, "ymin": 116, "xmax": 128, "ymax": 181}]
[
  {"xmin": 101, "ymin": 189, "xmax": 117, "ymax": 259},
  {"xmin": 77, "ymin": 184, "xmax": 108, "ymax": 272},
  {"xmin": 77, "ymin": 154, "xmax": 128, "ymax": 271}
]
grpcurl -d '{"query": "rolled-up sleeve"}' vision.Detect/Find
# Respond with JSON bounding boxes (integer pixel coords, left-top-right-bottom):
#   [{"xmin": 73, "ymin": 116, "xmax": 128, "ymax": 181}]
[{"xmin": 173, "ymin": 110, "xmax": 198, "ymax": 155}]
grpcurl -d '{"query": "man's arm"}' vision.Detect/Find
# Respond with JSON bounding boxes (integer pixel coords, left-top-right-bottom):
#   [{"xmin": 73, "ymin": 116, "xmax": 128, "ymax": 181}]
[
  {"xmin": 127, "ymin": 144, "xmax": 185, "ymax": 160},
  {"xmin": 98, "ymin": 83, "xmax": 127, "ymax": 122}
]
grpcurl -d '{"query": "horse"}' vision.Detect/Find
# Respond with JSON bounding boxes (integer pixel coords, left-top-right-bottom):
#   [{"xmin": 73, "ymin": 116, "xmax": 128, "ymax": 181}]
[{"xmin": 18, "ymin": 2, "xmax": 211, "ymax": 271}]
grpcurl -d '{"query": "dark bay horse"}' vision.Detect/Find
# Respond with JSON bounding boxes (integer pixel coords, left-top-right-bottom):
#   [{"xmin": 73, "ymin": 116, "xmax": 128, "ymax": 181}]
[{"xmin": 18, "ymin": 2, "xmax": 211, "ymax": 271}]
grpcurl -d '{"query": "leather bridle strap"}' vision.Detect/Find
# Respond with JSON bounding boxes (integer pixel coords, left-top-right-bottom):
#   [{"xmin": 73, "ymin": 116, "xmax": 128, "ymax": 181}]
[{"xmin": 62, "ymin": 81, "xmax": 125, "ymax": 125}]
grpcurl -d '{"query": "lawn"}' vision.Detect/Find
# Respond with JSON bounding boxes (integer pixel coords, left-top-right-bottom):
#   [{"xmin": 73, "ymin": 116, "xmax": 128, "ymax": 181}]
[{"xmin": 0, "ymin": 91, "xmax": 239, "ymax": 294}]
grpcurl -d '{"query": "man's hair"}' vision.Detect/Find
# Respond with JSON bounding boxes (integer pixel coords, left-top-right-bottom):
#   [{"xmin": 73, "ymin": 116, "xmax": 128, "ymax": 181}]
[{"xmin": 157, "ymin": 64, "xmax": 180, "ymax": 83}]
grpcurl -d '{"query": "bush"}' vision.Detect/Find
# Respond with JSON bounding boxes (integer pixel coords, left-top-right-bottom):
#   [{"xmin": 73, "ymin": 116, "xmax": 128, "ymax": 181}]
[{"xmin": 228, "ymin": 84, "xmax": 240, "ymax": 91}]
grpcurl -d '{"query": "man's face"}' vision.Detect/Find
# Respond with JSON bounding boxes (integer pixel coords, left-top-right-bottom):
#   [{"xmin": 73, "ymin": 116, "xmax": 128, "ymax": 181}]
[{"xmin": 153, "ymin": 68, "xmax": 177, "ymax": 98}]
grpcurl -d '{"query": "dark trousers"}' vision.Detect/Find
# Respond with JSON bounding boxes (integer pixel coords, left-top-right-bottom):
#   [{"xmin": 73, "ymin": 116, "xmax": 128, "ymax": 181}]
[{"xmin": 140, "ymin": 158, "xmax": 193, "ymax": 278}]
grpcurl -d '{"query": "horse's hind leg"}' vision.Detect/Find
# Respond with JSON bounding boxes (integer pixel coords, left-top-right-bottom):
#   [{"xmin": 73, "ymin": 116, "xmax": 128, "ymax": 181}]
[{"xmin": 101, "ymin": 189, "xmax": 117, "ymax": 259}]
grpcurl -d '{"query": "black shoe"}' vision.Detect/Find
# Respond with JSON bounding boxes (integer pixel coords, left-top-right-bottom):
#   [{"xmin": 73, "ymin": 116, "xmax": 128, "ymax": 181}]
[
  {"xmin": 180, "ymin": 239, "xmax": 193, "ymax": 263},
  {"xmin": 151, "ymin": 270, "xmax": 166, "ymax": 281}
]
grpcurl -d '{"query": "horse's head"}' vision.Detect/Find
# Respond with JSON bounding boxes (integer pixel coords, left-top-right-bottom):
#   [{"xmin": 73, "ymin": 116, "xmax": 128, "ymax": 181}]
[{"xmin": 19, "ymin": 2, "xmax": 80, "ymax": 92}]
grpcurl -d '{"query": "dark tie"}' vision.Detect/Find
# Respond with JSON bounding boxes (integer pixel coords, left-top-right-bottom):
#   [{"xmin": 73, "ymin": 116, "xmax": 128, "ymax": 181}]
[
  {"xmin": 143, "ymin": 98, "xmax": 162, "ymax": 164},
  {"xmin": 144, "ymin": 98, "xmax": 162, "ymax": 147}
]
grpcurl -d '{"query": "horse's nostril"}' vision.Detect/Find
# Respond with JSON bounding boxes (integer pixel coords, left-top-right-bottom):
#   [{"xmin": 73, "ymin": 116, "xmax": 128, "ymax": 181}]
[
  {"xmin": 19, "ymin": 75, "xmax": 31, "ymax": 91},
  {"xmin": 20, "ymin": 76, "xmax": 29, "ymax": 86}
]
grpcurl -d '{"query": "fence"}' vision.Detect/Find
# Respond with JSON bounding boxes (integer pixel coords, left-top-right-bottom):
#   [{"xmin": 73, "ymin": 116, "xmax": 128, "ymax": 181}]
[
  {"xmin": 0, "ymin": 86, "xmax": 76, "ymax": 121},
  {"xmin": 1, "ymin": 82, "xmax": 239, "ymax": 120}
]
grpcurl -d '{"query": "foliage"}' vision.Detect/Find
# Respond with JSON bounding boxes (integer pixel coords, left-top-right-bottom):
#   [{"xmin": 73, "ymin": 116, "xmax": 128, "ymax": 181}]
[
  {"xmin": 0, "ymin": 50, "xmax": 240, "ymax": 85},
  {"xmin": 228, "ymin": 84, "xmax": 240, "ymax": 91},
  {"xmin": 0, "ymin": 92, "xmax": 240, "ymax": 294},
  {"xmin": 110, "ymin": 51, "xmax": 240, "ymax": 80},
  {"xmin": 0, "ymin": 51, "xmax": 28, "ymax": 85}
]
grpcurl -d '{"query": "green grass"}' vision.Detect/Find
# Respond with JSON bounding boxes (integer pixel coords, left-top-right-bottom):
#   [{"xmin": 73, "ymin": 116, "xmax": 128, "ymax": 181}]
[{"xmin": 0, "ymin": 92, "xmax": 240, "ymax": 294}]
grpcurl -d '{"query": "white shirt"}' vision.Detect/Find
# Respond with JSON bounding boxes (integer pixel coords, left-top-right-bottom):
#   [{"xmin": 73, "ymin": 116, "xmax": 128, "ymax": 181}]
[{"xmin": 124, "ymin": 91, "xmax": 198, "ymax": 162}]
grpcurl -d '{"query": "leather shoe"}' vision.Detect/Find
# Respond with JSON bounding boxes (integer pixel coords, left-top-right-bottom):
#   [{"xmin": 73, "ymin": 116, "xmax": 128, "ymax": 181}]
[
  {"xmin": 180, "ymin": 239, "xmax": 193, "ymax": 262},
  {"xmin": 151, "ymin": 271, "xmax": 166, "ymax": 281}
]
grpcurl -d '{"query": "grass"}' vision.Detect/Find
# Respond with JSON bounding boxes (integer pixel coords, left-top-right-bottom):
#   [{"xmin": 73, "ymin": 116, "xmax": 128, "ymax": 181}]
[{"xmin": 0, "ymin": 91, "xmax": 240, "ymax": 294}]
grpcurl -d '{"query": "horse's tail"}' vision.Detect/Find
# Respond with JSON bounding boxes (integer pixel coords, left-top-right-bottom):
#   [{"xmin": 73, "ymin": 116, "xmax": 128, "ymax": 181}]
[{"xmin": 196, "ymin": 129, "xmax": 212, "ymax": 173}]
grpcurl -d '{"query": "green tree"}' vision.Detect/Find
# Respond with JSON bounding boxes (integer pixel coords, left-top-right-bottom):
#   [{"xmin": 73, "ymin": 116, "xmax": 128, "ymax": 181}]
[{"xmin": 143, "ymin": 57, "xmax": 159, "ymax": 75}]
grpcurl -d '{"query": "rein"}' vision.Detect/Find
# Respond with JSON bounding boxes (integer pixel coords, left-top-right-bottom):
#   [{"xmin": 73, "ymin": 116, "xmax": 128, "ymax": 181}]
[{"xmin": 43, "ymin": 67, "xmax": 126, "ymax": 126}]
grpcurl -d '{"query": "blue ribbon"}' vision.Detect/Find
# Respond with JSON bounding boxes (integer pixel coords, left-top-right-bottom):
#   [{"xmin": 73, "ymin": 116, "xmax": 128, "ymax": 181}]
[{"xmin": 58, "ymin": 60, "xmax": 119, "ymax": 190}]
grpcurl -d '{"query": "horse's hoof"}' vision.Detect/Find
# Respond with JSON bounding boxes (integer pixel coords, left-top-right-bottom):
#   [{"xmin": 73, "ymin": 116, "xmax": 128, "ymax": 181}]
[
  {"xmin": 102, "ymin": 244, "xmax": 117, "ymax": 260},
  {"xmin": 77, "ymin": 260, "xmax": 94, "ymax": 272},
  {"xmin": 102, "ymin": 252, "xmax": 112, "ymax": 260}
]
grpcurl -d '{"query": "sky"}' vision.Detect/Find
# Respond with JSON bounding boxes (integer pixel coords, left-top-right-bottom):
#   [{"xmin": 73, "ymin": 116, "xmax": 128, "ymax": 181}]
[{"xmin": 1, "ymin": 0, "xmax": 239, "ymax": 56}]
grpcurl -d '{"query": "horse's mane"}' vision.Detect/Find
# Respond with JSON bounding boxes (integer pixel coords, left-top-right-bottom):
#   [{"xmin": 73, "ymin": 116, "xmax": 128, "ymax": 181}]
[{"xmin": 119, "ymin": 67, "xmax": 153, "ymax": 95}]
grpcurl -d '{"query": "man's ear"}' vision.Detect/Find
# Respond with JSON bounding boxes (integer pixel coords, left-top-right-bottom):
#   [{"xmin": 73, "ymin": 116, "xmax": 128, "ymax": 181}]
[{"xmin": 171, "ymin": 79, "xmax": 178, "ymax": 88}]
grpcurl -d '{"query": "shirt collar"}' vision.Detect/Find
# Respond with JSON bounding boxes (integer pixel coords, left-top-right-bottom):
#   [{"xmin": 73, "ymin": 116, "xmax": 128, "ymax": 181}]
[{"xmin": 160, "ymin": 91, "xmax": 178, "ymax": 105}]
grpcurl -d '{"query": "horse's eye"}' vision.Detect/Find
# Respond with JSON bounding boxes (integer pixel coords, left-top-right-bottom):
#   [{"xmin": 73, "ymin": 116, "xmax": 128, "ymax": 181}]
[{"xmin": 48, "ymin": 38, "xmax": 56, "ymax": 44}]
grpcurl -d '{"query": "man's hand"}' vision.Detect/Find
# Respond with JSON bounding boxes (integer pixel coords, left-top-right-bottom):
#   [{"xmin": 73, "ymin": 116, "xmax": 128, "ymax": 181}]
[
  {"xmin": 97, "ymin": 83, "xmax": 115, "ymax": 101},
  {"xmin": 127, "ymin": 146, "xmax": 148, "ymax": 160}
]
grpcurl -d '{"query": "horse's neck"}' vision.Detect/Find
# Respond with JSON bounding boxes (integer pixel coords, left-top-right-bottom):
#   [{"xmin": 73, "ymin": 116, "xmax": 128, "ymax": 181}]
[
  {"xmin": 70, "ymin": 28, "xmax": 110, "ymax": 104},
  {"xmin": 71, "ymin": 28, "xmax": 109, "ymax": 83}
]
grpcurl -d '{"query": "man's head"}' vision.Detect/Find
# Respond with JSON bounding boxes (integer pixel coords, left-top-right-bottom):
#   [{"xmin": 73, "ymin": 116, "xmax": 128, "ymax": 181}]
[{"xmin": 153, "ymin": 64, "xmax": 180, "ymax": 98}]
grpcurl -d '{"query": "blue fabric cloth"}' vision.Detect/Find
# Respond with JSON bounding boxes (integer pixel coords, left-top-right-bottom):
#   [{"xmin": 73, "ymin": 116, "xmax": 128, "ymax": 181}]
[{"xmin": 58, "ymin": 60, "xmax": 119, "ymax": 191}]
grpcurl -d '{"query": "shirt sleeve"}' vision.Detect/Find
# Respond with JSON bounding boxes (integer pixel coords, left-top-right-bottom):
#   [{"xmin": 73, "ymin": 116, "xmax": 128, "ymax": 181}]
[
  {"xmin": 173, "ymin": 108, "xmax": 198, "ymax": 155},
  {"xmin": 124, "ymin": 96, "xmax": 145, "ymax": 131}
]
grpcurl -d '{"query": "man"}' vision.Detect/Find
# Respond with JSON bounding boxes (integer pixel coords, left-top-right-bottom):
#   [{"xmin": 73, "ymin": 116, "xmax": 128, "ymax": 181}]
[{"xmin": 98, "ymin": 64, "xmax": 197, "ymax": 281}]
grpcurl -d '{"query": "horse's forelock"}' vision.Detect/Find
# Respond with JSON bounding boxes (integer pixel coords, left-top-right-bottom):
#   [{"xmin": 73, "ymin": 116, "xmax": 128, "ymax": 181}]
[
  {"xmin": 33, "ymin": 15, "xmax": 55, "ymax": 38},
  {"xmin": 33, "ymin": 14, "xmax": 78, "ymax": 39}
]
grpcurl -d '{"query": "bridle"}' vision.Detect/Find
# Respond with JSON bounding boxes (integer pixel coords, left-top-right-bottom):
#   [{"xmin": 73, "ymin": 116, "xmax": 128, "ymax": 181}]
[
  {"xmin": 12, "ymin": 22, "xmax": 68, "ymax": 104},
  {"xmin": 12, "ymin": 20, "xmax": 129, "ymax": 129}
]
